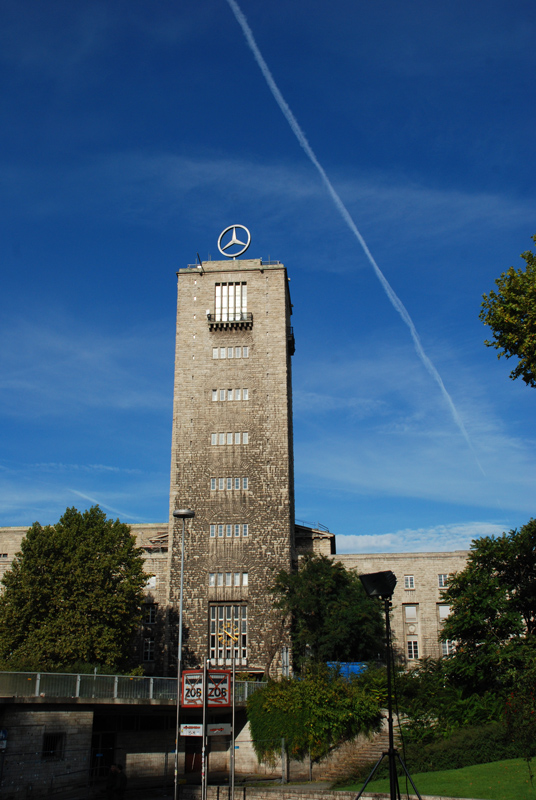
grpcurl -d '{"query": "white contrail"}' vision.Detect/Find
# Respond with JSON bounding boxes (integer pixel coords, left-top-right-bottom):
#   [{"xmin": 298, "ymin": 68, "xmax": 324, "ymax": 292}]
[
  {"xmin": 69, "ymin": 489, "xmax": 140, "ymax": 521},
  {"xmin": 225, "ymin": 0, "xmax": 484, "ymax": 473}
]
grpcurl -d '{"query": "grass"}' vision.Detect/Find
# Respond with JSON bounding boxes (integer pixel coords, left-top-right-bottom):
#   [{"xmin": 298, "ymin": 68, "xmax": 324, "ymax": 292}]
[{"xmin": 337, "ymin": 758, "xmax": 536, "ymax": 800}]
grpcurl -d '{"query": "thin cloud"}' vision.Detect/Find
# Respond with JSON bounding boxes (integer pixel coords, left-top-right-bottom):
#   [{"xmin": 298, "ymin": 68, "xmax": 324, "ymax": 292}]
[
  {"xmin": 337, "ymin": 521, "xmax": 509, "ymax": 554},
  {"xmin": 0, "ymin": 318, "xmax": 171, "ymax": 418}
]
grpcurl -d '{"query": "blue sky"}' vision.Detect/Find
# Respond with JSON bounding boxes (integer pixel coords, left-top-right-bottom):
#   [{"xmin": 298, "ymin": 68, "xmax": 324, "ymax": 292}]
[{"xmin": 1, "ymin": 0, "xmax": 535, "ymax": 553}]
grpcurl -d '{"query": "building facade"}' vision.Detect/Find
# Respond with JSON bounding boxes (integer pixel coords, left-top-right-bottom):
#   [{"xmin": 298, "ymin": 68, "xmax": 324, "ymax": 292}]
[
  {"xmin": 0, "ymin": 238, "xmax": 471, "ymax": 674},
  {"xmin": 165, "ymin": 255, "xmax": 296, "ymax": 675},
  {"xmin": 336, "ymin": 551, "xmax": 469, "ymax": 663}
]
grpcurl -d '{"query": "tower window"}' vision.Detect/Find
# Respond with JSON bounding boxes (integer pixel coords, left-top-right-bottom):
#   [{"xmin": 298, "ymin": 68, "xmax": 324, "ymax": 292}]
[
  {"xmin": 404, "ymin": 575, "xmax": 415, "ymax": 590},
  {"xmin": 210, "ymin": 604, "xmax": 247, "ymax": 662},
  {"xmin": 214, "ymin": 282, "xmax": 247, "ymax": 322},
  {"xmin": 209, "ymin": 523, "xmax": 250, "ymax": 539},
  {"xmin": 438, "ymin": 574, "xmax": 449, "ymax": 588}
]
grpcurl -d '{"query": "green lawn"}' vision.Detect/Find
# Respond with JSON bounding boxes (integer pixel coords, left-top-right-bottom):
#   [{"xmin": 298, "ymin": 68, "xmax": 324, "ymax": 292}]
[{"xmin": 337, "ymin": 758, "xmax": 535, "ymax": 800}]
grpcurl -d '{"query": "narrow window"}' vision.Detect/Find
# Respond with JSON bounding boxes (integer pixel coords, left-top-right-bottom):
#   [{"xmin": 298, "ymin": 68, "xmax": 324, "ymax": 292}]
[
  {"xmin": 227, "ymin": 389, "xmax": 233, "ymax": 401},
  {"xmin": 210, "ymin": 478, "xmax": 216, "ymax": 490},
  {"xmin": 211, "ymin": 434, "xmax": 217, "ymax": 446},
  {"xmin": 234, "ymin": 524, "xmax": 240, "ymax": 538},
  {"xmin": 235, "ymin": 347, "xmax": 241, "ymax": 358},
  {"xmin": 242, "ymin": 572, "xmax": 248, "ymax": 586},
  {"xmin": 404, "ymin": 605, "xmax": 417, "ymax": 621},
  {"xmin": 217, "ymin": 573, "xmax": 223, "ymax": 586},
  {"xmin": 212, "ymin": 348, "xmax": 218, "ymax": 359},
  {"xmin": 144, "ymin": 604, "xmax": 157, "ymax": 624},
  {"xmin": 209, "ymin": 573, "xmax": 216, "ymax": 586},
  {"xmin": 220, "ymin": 347, "xmax": 226, "ymax": 359},
  {"xmin": 235, "ymin": 388, "xmax": 241, "ymax": 401},
  {"xmin": 242, "ymin": 524, "xmax": 248, "ymax": 537},
  {"xmin": 242, "ymin": 432, "xmax": 249, "ymax": 444},
  {"xmin": 210, "ymin": 525, "xmax": 216, "ymax": 538},
  {"xmin": 218, "ymin": 478, "xmax": 224, "ymax": 490},
  {"xmin": 234, "ymin": 432, "xmax": 241, "ymax": 444},
  {"xmin": 438, "ymin": 574, "xmax": 449, "ymax": 588},
  {"xmin": 404, "ymin": 575, "xmax": 415, "ymax": 590},
  {"xmin": 242, "ymin": 477, "xmax": 248, "ymax": 490},
  {"xmin": 226, "ymin": 524, "xmax": 232, "ymax": 538},
  {"xmin": 226, "ymin": 477, "xmax": 232, "ymax": 490},
  {"xmin": 212, "ymin": 390, "xmax": 217, "ymax": 401},
  {"xmin": 243, "ymin": 346, "xmax": 249, "ymax": 358},
  {"xmin": 243, "ymin": 388, "xmax": 249, "ymax": 400},
  {"xmin": 225, "ymin": 572, "xmax": 232, "ymax": 586},
  {"xmin": 143, "ymin": 638, "xmax": 155, "ymax": 662},
  {"xmin": 226, "ymin": 432, "xmax": 233, "ymax": 445},
  {"xmin": 234, "ymin": 477, "xmax": 240, "ymax": 490},
  {"xmin": 228, "ymin": 347, "xmax": 234, "ymax": 359},
  {"xmin": 218, "ymin": 524, "xmax": 224, "ymax": 538},
  {"xmin": 219, "ymin": 389, "xmax": 225, "ymax": 401},
  {"xmin": 219, "ymin": 433, "xmax": 225, "ymax": 445},
  {"xmin": 407, "ymin": 639, "xmax": 419, "ymax": 659},
  {"xmin": 438, "ymin": 604, "xmax": 451, "ymax": 621},
  {"xmin": 442, "ymin": 640, "xmax": 455, "ymax": 656},
  {"xmin": 215, "ymin": 284, "xmax": 222, "ymax": 321}
]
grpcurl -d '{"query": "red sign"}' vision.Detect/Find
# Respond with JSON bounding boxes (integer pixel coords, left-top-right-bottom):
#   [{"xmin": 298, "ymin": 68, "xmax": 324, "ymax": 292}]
[{"xmin": 181, "ymin": 670, "xmax": 231, "ymax": 707}]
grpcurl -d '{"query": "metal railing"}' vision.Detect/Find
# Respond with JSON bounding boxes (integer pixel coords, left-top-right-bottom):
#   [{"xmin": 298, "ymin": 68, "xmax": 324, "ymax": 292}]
[{"xmin": 0, "ymin": 671, "xmax": 266, "ymax": 703}]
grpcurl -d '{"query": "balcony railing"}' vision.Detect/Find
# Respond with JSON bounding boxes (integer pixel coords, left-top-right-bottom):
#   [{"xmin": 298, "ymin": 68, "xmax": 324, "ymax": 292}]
[
  {"xmin": 207, "ymin": 312, "xmax": 253, "ymax": 331},
  {"xmin": 0, "ymin": 671, "xmax": 266, "ymax": 704}
]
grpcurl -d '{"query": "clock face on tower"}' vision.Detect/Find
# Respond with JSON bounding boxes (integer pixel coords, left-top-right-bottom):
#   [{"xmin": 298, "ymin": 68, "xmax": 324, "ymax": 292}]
[{"xmin": 218, "ymin": 620, "xmax": 239, "ymax": 643}]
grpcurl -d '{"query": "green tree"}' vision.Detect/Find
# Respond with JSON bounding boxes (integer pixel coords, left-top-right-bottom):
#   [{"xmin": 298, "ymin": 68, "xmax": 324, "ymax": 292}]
[
  {"xmin": 480, "ymin": 235, "xmax": 536, "ymax": 386},
  {"xmin": 0, "ymin": 506, "xmax": 147, "ymax": 672},
  {"xmin": 440, "ymin": 519, "xmax": 536, "ymax": 692},
  {"xmin": 272, "ymin": 555, "xmax": 385, "ymax": 669},
  {"xmin": 247, "ymin": 664, "xmax": 383, "ymax": 762}
]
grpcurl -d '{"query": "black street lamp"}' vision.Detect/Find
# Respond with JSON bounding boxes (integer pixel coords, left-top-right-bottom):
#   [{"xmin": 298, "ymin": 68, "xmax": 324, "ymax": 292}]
[{"xmin": 356, "ymin": 571, "xmax": 422, "ymax": 800}]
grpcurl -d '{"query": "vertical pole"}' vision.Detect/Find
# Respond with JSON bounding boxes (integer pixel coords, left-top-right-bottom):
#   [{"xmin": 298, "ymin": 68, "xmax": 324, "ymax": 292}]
[
  {"xmin": 174, "ymin": 516, "xmax": 187, "ymax": 800},
  {"xmin": 231, "ymin": 658, "xmax": 236, "ymax": 800},
  {"xmin": 385, "ymin": 598, "xmax": 397, "ymax": 800},
  {"xmin": 202, "ymin": 658, "xmax": 209, "ymax": 800},
  {"xmin": 281, "ymin": 738, "xmax": 286, "ymax": 784}
]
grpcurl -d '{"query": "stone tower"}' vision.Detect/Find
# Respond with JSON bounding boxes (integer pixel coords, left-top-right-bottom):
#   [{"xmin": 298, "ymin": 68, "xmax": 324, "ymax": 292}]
[{"xmin": 166, "ymin": 239, "xmax": 295, "ymax": 675}]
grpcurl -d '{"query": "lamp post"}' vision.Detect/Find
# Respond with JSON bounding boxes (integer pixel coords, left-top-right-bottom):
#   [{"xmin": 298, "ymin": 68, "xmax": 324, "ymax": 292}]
[
  {"xmin": 357, "ymin": 570, "xmax": 422, "ymax": 800},
  {"xmin": 172, "ymin": 508, "xmax": 195, "ymax": 800}
]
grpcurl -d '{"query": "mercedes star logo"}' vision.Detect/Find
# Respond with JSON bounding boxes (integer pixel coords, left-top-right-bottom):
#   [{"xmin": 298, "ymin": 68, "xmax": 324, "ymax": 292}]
[{"xmin": 217, "ymin": 225, "xmax": 251, "ymax": 258}]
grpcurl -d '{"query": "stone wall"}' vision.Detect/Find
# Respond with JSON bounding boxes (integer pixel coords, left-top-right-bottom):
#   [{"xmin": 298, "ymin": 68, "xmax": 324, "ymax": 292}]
[
  {"xmin": 166, "ymin": 260, "xmax": 295, "ymax": 675},
  {"xmin": 0, "ymin": 704, "xmax": 93, "ymax": 799}
]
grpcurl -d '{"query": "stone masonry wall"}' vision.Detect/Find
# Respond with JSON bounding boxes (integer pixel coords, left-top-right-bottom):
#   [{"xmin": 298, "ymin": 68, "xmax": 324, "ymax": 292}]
[
  {"xmin": 166, "ymin": 260, "xmax": 295, "ymax": 675},
  {"xmin": 0, "ymin": 705, "xmax": 93, "ymax": 799}
]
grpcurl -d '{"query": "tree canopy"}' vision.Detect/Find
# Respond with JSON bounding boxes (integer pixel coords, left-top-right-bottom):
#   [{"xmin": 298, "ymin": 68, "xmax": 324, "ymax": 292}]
[
  {"xmin": 440, "ymin": 519, "xmax": 536, "ymax": 692},
  {"xmin": 479, "ymin": 235, "xmax": 536, "ymax": 386},
  {"xmin": 272, "ymin": 555, "xmax": 385, "ymax": 669},
  {"xmin": 0, "ymin": 506, "xmax": 148, "ymax": 672}
]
